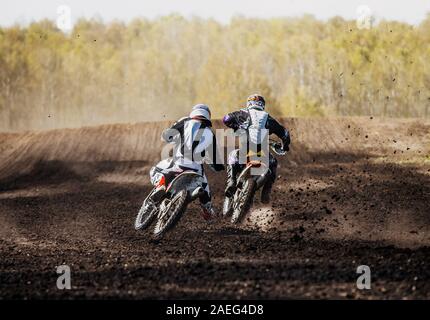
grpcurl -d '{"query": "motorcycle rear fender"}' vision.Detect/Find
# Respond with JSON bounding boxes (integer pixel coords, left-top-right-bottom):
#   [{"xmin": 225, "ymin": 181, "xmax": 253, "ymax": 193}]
[
  {"xmin": 237, "ymin": 162, "xmax": 270, "ymax": 188},
  {"xmin": 166, "ymin": 171, "xmax": 204, "ymax": 195}
]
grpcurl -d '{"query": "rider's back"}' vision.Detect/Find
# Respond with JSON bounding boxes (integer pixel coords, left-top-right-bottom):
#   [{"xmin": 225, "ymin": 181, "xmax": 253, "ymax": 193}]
[
  {"xmin": 223, "ymin": 107, "xmax": 289, "ymax": 144},
  {"xmin": 162, "ymin": 116, "xmax": 216, "ymax": 170}
]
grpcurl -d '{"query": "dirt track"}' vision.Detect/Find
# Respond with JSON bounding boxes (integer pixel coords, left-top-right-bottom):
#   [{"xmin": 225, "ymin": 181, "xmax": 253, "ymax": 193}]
[{"xmin": 0, "ymin": 117, "xmax": 429, "ymax": 299}]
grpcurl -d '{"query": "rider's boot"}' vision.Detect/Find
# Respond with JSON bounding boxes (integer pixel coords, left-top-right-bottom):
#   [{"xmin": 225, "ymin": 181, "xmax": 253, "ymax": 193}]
[
  {"xmin": 260, "ymin": 180, "xmax": 273, "ymax": 204},
  {"xmin": 225, "ymin": 164, "xmax": 238, "ymax": 197},
  {"xmin": 199, "ymin": 189, "xmax": 216, "ymax": 221},
  {"xmin": 261, "ymin": 160, "xmax": 277, "ymax": 204},
  {"xmin": 200, "ymin": 201, "xmax": 216, "ymax": 221}
]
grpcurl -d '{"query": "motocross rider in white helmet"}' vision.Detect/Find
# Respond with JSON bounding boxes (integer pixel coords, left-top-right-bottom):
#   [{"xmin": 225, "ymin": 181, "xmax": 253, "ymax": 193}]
[{"xmin": 149, "ymin": 104, "xmax": 225, "ymax": 220}]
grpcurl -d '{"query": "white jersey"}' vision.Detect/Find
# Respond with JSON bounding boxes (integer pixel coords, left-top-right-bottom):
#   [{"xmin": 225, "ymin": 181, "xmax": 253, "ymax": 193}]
[{"xmin": 174, "ymin": 118, "xmax": 214, "ymax": 171}]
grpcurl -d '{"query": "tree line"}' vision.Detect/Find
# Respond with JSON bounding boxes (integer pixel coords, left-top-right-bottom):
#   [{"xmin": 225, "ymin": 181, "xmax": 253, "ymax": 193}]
[{"xmin": 0, "ymin": 14, "xmax": 429, "ymax": 131}]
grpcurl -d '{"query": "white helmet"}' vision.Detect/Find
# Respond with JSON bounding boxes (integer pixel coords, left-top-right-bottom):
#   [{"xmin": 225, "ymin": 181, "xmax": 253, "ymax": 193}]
[{"xmin": 190, "ymin": 104, "xmax": 211, "ymax": 121}]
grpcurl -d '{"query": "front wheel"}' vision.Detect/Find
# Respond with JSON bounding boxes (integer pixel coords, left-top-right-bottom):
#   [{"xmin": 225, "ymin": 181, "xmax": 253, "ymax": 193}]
[
  {"xmin": 231, "ymin": 178, "xmax": 256, "ymax": 224},
  {"xmin": 135, "ymin": 188, "xmax": 159, "ymax": 230},
  {"xmin": 153, "ymin": 189, "xmax": 188, "ymax": 239},
  {"xmin": 223, "ymin": 196, "xmax": 233, "ymax": 217}
]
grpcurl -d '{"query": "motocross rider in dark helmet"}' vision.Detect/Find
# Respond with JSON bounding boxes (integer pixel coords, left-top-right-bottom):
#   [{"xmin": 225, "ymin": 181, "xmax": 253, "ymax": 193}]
[{"xmin": 222, "ymin": 94, "xmax": 290, "ymax": 204}]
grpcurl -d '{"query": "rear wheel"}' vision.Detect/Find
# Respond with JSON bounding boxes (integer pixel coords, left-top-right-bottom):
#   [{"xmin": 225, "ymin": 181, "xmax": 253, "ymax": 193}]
[
  {"xmin": 223, "ymin": 196, "xmax": 233, "ymax": 217},
  {"xmin": 135, "ymin": 189, "xmax": 159, "ymax": 230},
  {"xmin": 153, "ymin": 189, "xmax": 188, "ymax": 239},
  {"xmin": 231, "ymin": 178, "xmax": 256, "ymax": 224}
]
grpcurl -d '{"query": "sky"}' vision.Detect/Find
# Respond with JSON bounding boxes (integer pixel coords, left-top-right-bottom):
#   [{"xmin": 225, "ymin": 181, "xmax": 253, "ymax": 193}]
[{"xmin": 1, "ymin": 0, "xmax": 430, "ymax": 27}]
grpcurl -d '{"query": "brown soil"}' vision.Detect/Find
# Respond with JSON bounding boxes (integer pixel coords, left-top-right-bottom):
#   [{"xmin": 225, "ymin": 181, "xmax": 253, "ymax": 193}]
[{"xmin": 0, "ymin": 117, "xmax": 429, "ymax": 299}]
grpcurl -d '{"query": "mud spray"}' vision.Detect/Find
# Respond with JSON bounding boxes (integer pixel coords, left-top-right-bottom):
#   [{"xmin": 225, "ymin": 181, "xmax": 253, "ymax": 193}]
[{"xmin": 244, "ymin": 206, "xmax": 278, "ymax": 232}]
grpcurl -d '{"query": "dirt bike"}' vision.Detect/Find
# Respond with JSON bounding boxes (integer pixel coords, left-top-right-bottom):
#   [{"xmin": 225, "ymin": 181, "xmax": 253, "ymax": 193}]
[
  {"xmin": 134, "ymin": 169, "xmax": 205, "ymax": 239},
  {"xmin": 223, "ymin": 139, "xmax": 286, "ymax": 224}
]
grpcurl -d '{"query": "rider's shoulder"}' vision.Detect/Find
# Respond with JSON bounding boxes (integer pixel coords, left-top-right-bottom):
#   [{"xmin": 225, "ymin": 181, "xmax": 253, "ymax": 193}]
[
  {"xmin": 170, "ymin": 116, "xmax": 190, "ymax": 128},
  {"xmin": 267, "ymin": 113, "xmax": 279, "ymax": 122},
  {"xmin": 234, "ymin": 108, "xmax": 249, "ymax": 118},
  {"xmin": 267, "ymin": 114, "xmax": 287, "ymax": 129},
  {"xmin": 177, "ymin": 116, "xmax": 190, "ymax": 123},
  {"xmin": 226, "ymin": 107, "xmax": 247, "ymax": 114},
  {"xmin": 170, "ymin": 116, "xmax": 189, "ymax": 124}
]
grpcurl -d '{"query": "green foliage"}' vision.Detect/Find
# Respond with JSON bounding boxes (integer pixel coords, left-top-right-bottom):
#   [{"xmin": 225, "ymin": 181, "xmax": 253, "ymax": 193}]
[{"xmin": 0, "ymin": 15, "xmax": 429, "ymax": 131}]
